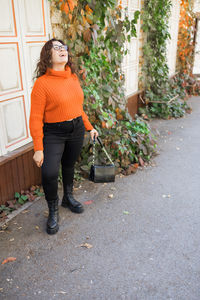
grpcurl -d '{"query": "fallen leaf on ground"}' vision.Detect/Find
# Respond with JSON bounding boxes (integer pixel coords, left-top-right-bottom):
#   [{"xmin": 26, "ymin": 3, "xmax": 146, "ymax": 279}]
[
  {"xmin": 80, "ymin": 243, "xmax": 93, "ymax": 249},
  {"xmin": 0, "ymin": 224, "xmax": 8, "ymax": 230},
  {"xmin": 6, "ymin": 200, "xmax": 17, "ymax": 209},
  {"xmin": 108, "ymin": 194, "xmax": 114, "ymax": 198},
  {"xmin": 125, "ymin": 164, "xmax": 138, "ymax": 175},
  {"xmin": 84, "ymin": 200, "xmax": 94, "ymax": 205},
  {"xmin": 35, "ymin": 226, "xmax": 39, "ymax": 230},
  {"xmin": 123, "ymin": 211, "xmax": 130, "ymax": 215},
  {"xmin": 2, "ymin": 257, "xmax": 16, "ymax": 265},
  {"xmin": 43, "ymin": 211, "xmax": 48, "ymax": 217},
  {"xmin": 138, "ymin": 157, "xmax": 145, "ymax": 167},
  {"xmin": 22, "ymin": 210, "xmax": 29, "ymax": 214}
]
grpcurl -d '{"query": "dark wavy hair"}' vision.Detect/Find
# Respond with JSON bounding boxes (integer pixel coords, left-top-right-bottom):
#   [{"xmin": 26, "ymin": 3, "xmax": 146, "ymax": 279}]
[{"xmin": 34, "ymin": 38, "xmax": 75, "ymax": 79}]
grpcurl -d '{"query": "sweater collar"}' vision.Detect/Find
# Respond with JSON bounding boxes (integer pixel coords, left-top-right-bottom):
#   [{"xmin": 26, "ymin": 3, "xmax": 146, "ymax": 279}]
[{"xmin": 46, "ymin": 66, "xmax": 71, "ymax": 78}]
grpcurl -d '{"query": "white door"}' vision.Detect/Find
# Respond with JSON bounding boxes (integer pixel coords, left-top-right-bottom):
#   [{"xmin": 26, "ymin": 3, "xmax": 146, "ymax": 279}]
[
  {"xmin": 0, "ymin": 0, "xmax": 51, "ymax": 155},
  {"xmin": 122, "ymin": 0, "xmax": 141, "ymax": 97}
]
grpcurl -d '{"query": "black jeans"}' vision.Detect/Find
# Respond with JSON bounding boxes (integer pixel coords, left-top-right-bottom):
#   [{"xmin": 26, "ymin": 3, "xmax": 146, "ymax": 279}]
[{"xmin": 42, "ymin": 116, "xmax": 85, "ymax": 202}]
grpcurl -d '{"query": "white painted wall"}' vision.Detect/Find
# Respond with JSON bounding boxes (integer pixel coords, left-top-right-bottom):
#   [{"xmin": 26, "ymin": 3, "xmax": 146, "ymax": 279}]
[
  {"xmin": 193, "ymin": 0, "xmax": 200, "ymax": 13},
  {"xmin": 166, "ymin": 0, "xmax": 180, "ymax": 77},
  {"xmin": 193, "ymin": 19, "xmax": 200, "ymax": 74},
  {"xmin": 193, "ymin": 1, "xmax": 200, "ymax": 75}
]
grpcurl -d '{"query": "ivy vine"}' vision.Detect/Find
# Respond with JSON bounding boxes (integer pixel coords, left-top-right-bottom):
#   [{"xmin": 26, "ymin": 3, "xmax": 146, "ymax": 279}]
[
  {"xmin": 49, "ymin": 0, "xmax": 157, "ymax": 174},
  {"xmin": 176, "ymin": 0, "xmax": 200, "ymax": 98},
  {"xmin": 140, "ymin": 0, "xmax": 191, "ymax": 119}
]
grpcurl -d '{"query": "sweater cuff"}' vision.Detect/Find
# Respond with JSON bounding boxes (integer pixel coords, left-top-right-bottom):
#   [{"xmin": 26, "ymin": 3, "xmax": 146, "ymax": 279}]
[
  {"xmin": 33, "ymin": 138, "xmax": 44, "ymax": 152},
  {"xmin": 86, "ymin": 125, "xmax": 94, "ymax": 131}
]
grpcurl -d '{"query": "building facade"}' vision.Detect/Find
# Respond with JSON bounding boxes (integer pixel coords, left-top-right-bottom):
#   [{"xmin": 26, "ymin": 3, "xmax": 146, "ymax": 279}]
[{"xmin": 0, "ymin": 0, "xmax": 198, "ymax": 204}]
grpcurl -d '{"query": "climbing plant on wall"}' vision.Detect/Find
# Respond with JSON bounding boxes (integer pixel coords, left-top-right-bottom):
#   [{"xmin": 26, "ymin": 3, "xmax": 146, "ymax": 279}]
[
  {"xmin": 176, "ymin": 0, "xmax": 200, "ymax": 97},
  {"xmin": 48, "ymin": 0, "xmax": 157, "ymax": 173},
  {"xmin": 177, "ymin": 0, "xmax": 195, "ymax": 72},
  {"xmin": 140, "ymin": 0, "xmax": 191, "ymax": 119}
]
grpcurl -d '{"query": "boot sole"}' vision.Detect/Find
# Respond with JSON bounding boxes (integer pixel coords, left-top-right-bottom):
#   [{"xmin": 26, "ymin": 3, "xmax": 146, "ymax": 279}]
[
  {"xmin": 61, "ymin": 203, "xmax": 84, "ymax": 214},
  {"xmin": 46, "ymin": 224, "xmax": 59, "ymax": 235}
]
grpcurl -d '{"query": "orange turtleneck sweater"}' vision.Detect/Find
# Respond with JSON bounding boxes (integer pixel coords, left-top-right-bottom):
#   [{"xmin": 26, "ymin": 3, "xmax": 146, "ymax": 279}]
[{"xmin": 29, "ymin": 66, "xmax": 93, "ymax": 151}]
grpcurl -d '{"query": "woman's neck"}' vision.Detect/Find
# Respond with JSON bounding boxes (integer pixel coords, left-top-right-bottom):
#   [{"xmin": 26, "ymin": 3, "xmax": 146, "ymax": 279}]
[{"xmin": 51, "ymin": 64, "xmax": 66, "ymax": 71}]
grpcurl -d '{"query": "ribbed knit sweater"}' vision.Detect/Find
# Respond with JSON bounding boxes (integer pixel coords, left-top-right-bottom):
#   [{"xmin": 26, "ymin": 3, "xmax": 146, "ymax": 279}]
[{"xmin": 29, "ymin": 66, "xmax": 93, "ymax": 151}]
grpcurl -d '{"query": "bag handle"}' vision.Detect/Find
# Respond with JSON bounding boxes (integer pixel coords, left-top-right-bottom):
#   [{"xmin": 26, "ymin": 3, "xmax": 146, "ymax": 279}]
[{"xmin": 92, "ymin": 137, "xmax": 114, "ymax": 165}]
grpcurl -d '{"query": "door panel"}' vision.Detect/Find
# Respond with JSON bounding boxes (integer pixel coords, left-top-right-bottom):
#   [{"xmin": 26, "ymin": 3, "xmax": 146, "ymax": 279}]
[
  {"xmin": 26, "ymin": 42, "xmax": 46, "ymax": 86},
  {"xmin": 0, "ymin": 43, "xmax": 23, "ymax": 94},
  {"xmin": 2, "ymin": 96, "xmax": 28, "ymax": 147},
  {"xmin": 0, "ymin": 0, "xmax": 17, "ymax": 37},
  {"xmin": 22, "ymin": 0, "xmax": 46, "ymax": 37}
]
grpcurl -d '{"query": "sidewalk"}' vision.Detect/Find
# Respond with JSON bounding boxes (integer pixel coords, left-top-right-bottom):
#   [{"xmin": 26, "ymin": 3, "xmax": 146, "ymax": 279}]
[{"xmin": 0, "ymin": 96, "xmax": 200, "ymax": 300}]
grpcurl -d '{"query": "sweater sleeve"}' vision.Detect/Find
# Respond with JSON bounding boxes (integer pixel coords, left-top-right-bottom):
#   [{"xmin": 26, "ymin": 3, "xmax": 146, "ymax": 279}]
[
  {"xmin": 29, "ymin": 78, "xmax": 46, "ymax": 151},
  {"xmin": 81, "ymin": 110, "xmax": 94, "ymax": 131}
]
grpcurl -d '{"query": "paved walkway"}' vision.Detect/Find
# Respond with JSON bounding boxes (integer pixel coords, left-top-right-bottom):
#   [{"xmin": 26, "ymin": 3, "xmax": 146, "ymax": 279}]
[{"xmin": 0, "ymin": 97, "xmax": 200, "ymax": 300}]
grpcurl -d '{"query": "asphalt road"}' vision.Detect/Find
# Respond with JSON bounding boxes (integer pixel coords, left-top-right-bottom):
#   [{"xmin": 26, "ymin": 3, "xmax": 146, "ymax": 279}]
[{"xmin": 0, "ymin": 97, "xmax": 200, "ymax": 300}]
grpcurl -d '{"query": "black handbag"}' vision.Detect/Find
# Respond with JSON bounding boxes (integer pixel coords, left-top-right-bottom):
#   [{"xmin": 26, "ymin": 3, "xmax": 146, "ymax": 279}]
[{"xmin": 89, "ymin": 137, "xmax": 115, "ymax": 183}]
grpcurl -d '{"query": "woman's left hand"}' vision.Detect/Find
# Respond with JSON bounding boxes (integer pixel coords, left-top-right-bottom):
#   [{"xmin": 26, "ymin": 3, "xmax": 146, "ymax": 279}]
[{"xmin": 90, "ymin": 129, "xmax": 99, "ymax": 142}]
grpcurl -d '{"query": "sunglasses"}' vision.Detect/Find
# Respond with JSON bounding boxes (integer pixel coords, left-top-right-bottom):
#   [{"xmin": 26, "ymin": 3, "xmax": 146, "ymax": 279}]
[{"xmin": 52, "ymin": 45, "xmax": 68, "ymax": 51}]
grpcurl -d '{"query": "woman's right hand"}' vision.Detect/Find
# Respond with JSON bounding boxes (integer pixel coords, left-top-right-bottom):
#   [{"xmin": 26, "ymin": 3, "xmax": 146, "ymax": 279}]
[{"xmin": 33, "ymin": 150, "xmax": 44, "ymax": 167}]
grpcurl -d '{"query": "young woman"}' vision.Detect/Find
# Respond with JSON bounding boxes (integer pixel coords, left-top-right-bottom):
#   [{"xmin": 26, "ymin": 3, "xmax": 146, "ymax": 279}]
[{"xmin": 29, "ymin": 38, "xmax": 98, "ymax": 235}]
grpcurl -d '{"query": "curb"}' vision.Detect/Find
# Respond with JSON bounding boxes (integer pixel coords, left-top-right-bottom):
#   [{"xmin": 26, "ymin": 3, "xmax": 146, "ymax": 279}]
[{"xmin": 0, "ymin": 197, "xmax": 41, "ymax": 230}]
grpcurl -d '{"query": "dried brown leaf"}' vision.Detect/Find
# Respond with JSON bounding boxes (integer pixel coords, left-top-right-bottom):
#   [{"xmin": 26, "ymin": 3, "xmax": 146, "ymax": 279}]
[
  {"xmin": 2, "ymin": 257, "xmax": 16, "ymax": 265},
  {"xmin": 80, "ymin": 243, "xmax": 93, "ymax": 249}
]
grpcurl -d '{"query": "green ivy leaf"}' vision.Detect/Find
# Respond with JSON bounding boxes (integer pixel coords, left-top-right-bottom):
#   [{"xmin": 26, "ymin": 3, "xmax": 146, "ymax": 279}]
[
  {"xmin": 18, "ymin": 198, "xmax": 24, "ymax": 205},
  {"xmin": 21, "ymin": 195, "xmax": 28, "ymax": 201},
  {"xmin": 15, "ymin": 192, "xmax": 20, "ymax": 199}
]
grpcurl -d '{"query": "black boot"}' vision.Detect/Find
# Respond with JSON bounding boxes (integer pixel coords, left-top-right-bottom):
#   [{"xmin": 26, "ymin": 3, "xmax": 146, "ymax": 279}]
[
  {"xmin": 46, "ymin": 197, "xmax": 59, "ymax": 234},
  {"xmin": 61, "ymin": 183, "xmax": 84, "ymax": 214}
]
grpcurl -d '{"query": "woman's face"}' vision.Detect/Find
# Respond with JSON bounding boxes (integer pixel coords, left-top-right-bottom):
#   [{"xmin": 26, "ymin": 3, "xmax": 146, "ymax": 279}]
[{"xmin": 51, "ymin": 41, "xmax": 68, "ymax": 66}]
